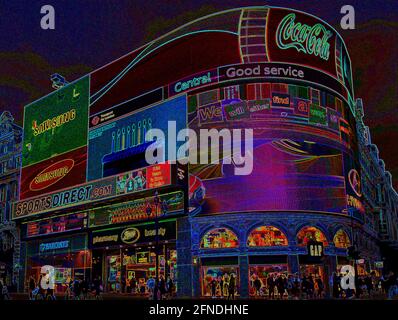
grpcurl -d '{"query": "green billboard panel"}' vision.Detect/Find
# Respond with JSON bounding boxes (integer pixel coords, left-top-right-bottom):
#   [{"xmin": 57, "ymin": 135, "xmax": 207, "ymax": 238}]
[
  {"xmin": 22, "ymin": 76, "xmax": 89, "ymax": 167},
  {"xmin": 309, "ymin": 104, "xmax": 327, "ymax": 126}
]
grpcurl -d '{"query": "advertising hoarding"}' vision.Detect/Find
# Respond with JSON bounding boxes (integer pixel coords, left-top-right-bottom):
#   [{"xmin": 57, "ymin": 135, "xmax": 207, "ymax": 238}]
[
  {"xmin": 90, "ymin": 220, "xmax": 176, "ymax": 248},
  {"xmin": 13, "ymin": 163, "xmax": 180, "ymax": 220},
  {"xmin": 25, "ymin": 213, "xmax": 87, "ymax": 238},
  {"xmin": 266, "ymin": 8, "xmax": 337, "ymax": 78},
  {"xmin": 88, "ymin": 190, "xmax": 184, "ymax": 228},
  {"xmin": 87, "ymin": 95, "xmax": 187, "ymax": 181},
  {"xmin": 22, "ymin": 76, "xmax": 89, "ymax": 167},
  {"xmin": 20, "ymin": 146, "xmax": 87, "ymax": 200}
]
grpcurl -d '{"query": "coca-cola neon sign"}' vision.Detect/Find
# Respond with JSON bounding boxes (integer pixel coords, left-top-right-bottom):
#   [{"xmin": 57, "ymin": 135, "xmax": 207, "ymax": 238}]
[{"xmin": 276, "ymin": 13, "xmax": 332, "ymax": 61}]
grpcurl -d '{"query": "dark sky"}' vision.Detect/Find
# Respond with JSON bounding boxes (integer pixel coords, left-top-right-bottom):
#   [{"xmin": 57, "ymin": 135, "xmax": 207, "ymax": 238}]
[{"xmin": 0, "ymin": 0, "xmax": 397, "ymax": 188}]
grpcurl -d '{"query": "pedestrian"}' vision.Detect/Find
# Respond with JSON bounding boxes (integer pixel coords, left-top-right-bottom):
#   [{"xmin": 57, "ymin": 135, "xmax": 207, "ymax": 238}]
[
  {"xmin": 210, "ymin": 279, "xmax": 217, "ymax": 298},
  {"xmin": 365, "ymin": 274, "xmax": 373, "ymax": 297},
  {"xmin": 147, "ymin": 277, "xmax": 155, "ymax": 298},
  {"xmin": 276, "ymin": 275, "xmax": 286, "ymax": 300},
  {"xmin": 37, "ymin": 274, "xmax": 45, "ymax": 300},
  {"xmin": 254, "ymin": 277, "xmax": 262, "ymax": 297},
  {"xmin": 126, "ymin": 277, "xmax": 131, "ymax": 294},
  {"xmin": 131, "ymin": 277, "xmax": 137, "ymax": 294},
  {"xmin": 73, "ymin": 279, "xmax": 81, "ymax": 300},
  {"xmin": 159, "ymin": 275, "xmax": 167, "ymax": 300},
  {"xmin": 81, "ymin": 278, "xmax": 89, "ymax": 300},
  {"xmin": 332, "ymin": 272, "xmax": 340, "ymax": 299},
  {"xmin": 1, "ymin": 279, "xmax": 10, "ymax": 300},
  {"xmin": 93, "ymin": 277, "xmax": 103, "ymax": 300},
  {"xmin": 228, "ymin": 274, "xmax": 236, "ymax": 300},
  {"xmin": 315, "ymin": 276, "xmax": 324, "ymax": 299},
  {"xmin": 28, "ymin": 276, "xmax": 36, "ymax": 300},
  {"xmin": 167, "ymin": 277, "xmax": 174, "ymax": 299},
  {"xmin": 267, "ymin": 274, "xmax": 275, "ymax": 299},
  {"xmin": 387, "ymin": 272, "xmax": 398, "ymax": 299}
]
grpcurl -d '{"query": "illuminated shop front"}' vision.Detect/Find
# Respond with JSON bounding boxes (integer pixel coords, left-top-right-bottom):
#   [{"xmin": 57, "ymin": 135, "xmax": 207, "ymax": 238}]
[
  {"xmin": 24, "ymin": 234, "xmax": 91, "ymax": 293},
  {"xmin": 90, "ymin": 220, "xmax": 177, "ymax": 294}
]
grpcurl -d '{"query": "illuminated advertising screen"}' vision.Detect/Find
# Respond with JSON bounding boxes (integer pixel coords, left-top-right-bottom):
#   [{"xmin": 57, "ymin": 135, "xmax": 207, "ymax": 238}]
[
  {"xmin": 89, "ymin": 220, "xmax": 176, "ymax": 248},
  {"xmin": 20, "ymin": 76, "xmax": 90, "ymax": 199},
  {"xmin": 190, "ymin": 138, "xmax": 347, "ymax": 215},
  {"xmin": 88, "ymin": 190, "xmax": 184, "ymax": 228},
  {"xmin": 343, "ymin": 153, "xmax": 365, "ymax": 220},
  {"xmin": 266, "ymin": 8, "xmax": 338, "ymax": 78},
  {"xmin": 20, "ymin": 146, "xmax": 87, "ymax": 200},
  {"xmin": 87, "ymin": 95, "xmax": 187, "ymax": 181},
  {"xmin": 25, "ymin": 213, "xmax": 87, "ymax": 238},
  {"xmin": 22, "ymin": 76, "xmax": 89, "ymax": 167},
  {"xmin": 13, "ymin": 163, "xmax": 177, "ymax": 220},
  {"xmin": 188, "ymin": 84, "xmax": 356, "ymax": 215}
]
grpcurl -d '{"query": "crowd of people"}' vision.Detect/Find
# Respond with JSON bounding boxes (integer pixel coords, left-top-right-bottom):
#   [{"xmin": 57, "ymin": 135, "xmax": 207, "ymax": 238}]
[
  {"xmin": 13, "ymin": 270, "xmax": 398, "ymax": 300},
  {"xmin": 25, "ymin": 274, "xmax": 175, "ymax": 300},
  {"xmin": 250, "ymin": 273, "xmax": 325, "ymax": 299},
  {"xmin": 332, "ymin": 271, "xmax": 398, "ymax": 299},
  {"xmin": 206, "ymin": 271, "xmax": 398, "ymax": 300},
  {"xmin": 27, "ymin": 275, "xmax": 104, "ymax": 300}
]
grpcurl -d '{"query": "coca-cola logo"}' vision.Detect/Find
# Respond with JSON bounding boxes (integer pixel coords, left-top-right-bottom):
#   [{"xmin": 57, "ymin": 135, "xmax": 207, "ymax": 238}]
[
  {"xmin": 276, "ymin": 13, "xmax": 332, "ymax": 61},
  {"xmin": 30, "ymin": 159, "xmax": 74, "ymax": 191},
  {"xmin": 91, "ymin": 116, "xmax": 100, "ymax": 126}
]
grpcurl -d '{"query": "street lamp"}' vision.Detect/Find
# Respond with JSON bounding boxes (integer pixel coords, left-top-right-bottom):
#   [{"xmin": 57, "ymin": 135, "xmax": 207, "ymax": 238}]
[
  {"xmin": 153, "ymin": 191, "xmax": 160, "ymax": 283},
  {"xmin": 146, "ymin": 192, "xmax": 168, "ymax": 290}
]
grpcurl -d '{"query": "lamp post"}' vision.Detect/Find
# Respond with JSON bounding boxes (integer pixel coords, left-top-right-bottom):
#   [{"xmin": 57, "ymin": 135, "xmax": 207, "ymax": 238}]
[
  {"xmin": 153, "ymin": 191, "xmax": 160, "ymax": 283},
  {"xmin": 146, "ymin": 192, "xmax": 168, "ymax": 288}
]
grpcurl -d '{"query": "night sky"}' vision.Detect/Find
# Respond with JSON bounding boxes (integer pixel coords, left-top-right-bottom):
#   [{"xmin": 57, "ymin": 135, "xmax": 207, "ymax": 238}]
[{"xmin": 0, "ymin": 0, "xmax": 397, "ymax": 188}]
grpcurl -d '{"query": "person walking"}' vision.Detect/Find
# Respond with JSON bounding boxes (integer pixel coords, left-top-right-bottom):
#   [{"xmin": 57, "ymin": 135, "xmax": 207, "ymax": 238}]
[
  {"xmin": 210, "ymin": 279, "xmax": 217, "ymax": 298},
  {"xmin": 167, "ymin": 277, "xmax": 174, "ymax": 299},
  {"xmin": 0, "ymin": 279, "xmax": 10, "ymax": 300},
  {"xmin": 93, "ymin": 277, "xmax": 103, "ymax": 300},
  {"xmin": 159, "ymin": 275, "xmax": 167, "ymax": 300},
  {"xmin": 228, "ymin": 274, "xmax": 236, "ymax": 300},
  {"xmin": 315, "ymin": 276, "xmax": 324, "ymax": 299},
  {"xmin": 267, "ymin": 274, "xmax": 275, "ymax": 299},
  {"xmin": 332, "ymin": 272, "xmax": 340, "ymax": 299},
  {"xmin": 253, "ymin": 277, "xmax": 262, "ymax": 297},
  {"xmin": 28, "ymin": 276, "xmax": 36, "ymax": 300},
  {"xmin": 131, "ymin": 277, "xmax": 137, "ymax": 294}
]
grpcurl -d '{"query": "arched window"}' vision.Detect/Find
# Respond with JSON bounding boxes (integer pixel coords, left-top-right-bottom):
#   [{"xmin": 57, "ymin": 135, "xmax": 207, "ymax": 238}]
[
  {"xmin": 333, "ymin": 229, "xmax": 351, "ymax": 248},
  {"xmin": 200, "ymin": 228, "xmax": 239, "ymax": 249},
  {"xmin": 297, "ymin": 226, "xmax": 328, "ymax": 246},
  {"xmin": 247, "ymin": 226, "xmax": 288, "ymax": 247}
]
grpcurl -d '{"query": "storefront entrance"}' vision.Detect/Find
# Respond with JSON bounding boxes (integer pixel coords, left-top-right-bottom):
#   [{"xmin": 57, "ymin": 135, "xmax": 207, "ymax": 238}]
[
  {"xmin": 98, "ymin": 246, "xmax": 177, "ymax": 294},
  {"xmin": 25, "ymin": 234, "xmax": 90, "ymax": 294},
  {"xmin": 249, "ymin": 264, "xmax": 288, "ymax": 297},
  {"xmin": 90, "ymin": 220, "xmax": 177, "ymax": 295},
  {"xmin": 201, "ymin": 265, "xmax": 239, "ymax": 297}
]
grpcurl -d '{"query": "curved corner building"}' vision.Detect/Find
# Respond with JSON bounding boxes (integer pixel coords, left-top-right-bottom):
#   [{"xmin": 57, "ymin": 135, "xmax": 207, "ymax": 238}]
[{"xmin": 15, "ymin": 6, "xmax": 377, "ymax": 298}]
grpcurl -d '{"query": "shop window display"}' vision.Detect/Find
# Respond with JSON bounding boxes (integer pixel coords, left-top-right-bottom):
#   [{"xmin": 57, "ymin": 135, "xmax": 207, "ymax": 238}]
[
  {"xmin": 247, "ymin": 226, "xmax": 288, "ymax": 247},
  {"xmin": 201, "ymin": 266, "xmax": 239, "ymax": 297},
  {"xmin": 333, "ymin": 229, "xmax": 351, "ymax": 248},
  {"xmin": 200, "ymin": 228, "xmax": 239, "ymax": 249},
  {"xmin": 25, "ymin": 250, "xmax": 91, "ymax": 293},
  {"xmin": 249, "ymin": 265, "xmax": 288, "ymax": 297},
  {"xmin": 297, "ymin": 226, "xmax": 328, "ymax": 246}
]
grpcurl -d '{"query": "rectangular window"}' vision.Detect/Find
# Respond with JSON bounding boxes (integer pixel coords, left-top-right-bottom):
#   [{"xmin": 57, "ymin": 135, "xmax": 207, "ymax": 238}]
[
  {"xmin": 311, "ymin": 88, "xmax": 320, "ymax": 105},
  {"xmin": 198, "ymin": 89, "xmax": 219, "ymax": 106},
  {"xmin": 224, "ymin": 85, "xmax": 240, "ymax": 100},
  {"xmin": 298, "ymin": 86, "xmax": 309, "ymax": 100}
]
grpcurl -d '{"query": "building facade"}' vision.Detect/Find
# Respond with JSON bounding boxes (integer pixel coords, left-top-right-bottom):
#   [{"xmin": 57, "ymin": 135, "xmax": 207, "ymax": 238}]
[
  {"xmin": 0, "ymin": 111, "xmax": 22, "ymax": 290},
  {"xmin": 11, "ymin": 6, "xmax": 398, "ymax": 298}
]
